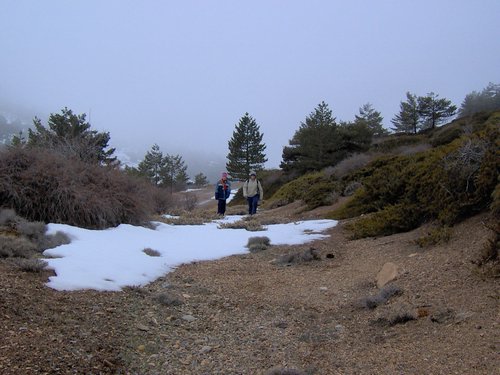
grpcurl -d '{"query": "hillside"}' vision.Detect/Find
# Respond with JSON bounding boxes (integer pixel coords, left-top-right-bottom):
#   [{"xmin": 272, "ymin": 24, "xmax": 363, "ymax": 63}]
[
  {"xmin": 1, "ymin": 111, "xmax": 498, "ymax": 374},
  {"xmin": 1, "ymin": 192, "xmax": 498, "ymax": 374}
]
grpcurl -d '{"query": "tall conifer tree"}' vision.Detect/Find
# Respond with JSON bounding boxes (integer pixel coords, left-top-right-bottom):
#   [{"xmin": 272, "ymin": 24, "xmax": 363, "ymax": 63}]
[{"xmin": 226, "ymin": 113, "xmax": 267, "ymax": 180}]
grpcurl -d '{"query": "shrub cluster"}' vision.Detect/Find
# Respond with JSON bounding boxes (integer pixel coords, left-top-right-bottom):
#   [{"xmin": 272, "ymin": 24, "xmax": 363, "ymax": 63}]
[
  {"xmin": 268, "ymin": 171, "xmax": 341, "ymax": 210},
  {"xmin": 328, "ymin": 117, "xmax": 499, "ymax": 238},
  {"xmin": 0, "ymin": 208, "xmax": 70, "ymax": 258},
  {"xmin": 359, "ymin": 284, "xmax": 403, "ymax": 309},
  {"xmin": 0, "ymin": 147, "xmax": 156, "ymax": 229}
]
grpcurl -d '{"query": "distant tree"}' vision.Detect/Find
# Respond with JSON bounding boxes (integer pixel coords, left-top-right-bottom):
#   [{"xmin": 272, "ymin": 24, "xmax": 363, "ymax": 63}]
[
  {"xmin": 137, "ymin": 144, "xmax": 164, "ymax": 185},
  {"xmin": 354, "ymin": 103, "xmax": 387, "ymax": 136},
  {"xmin": 417, "ymin": 92, "xmax": 457, "ymax": 129},
  {"xmin": 226, "ymin": 113, "xmax": 267, "ymax": 180},
  {"xmin": 27, "ymin": 107, "xmax": 116, "ymax": 165},
  {"xmin": 391, "ymin": 92, "xmax": 421, "ymax": 134},
  {"xmin": 194, "ymin": 172, "xmax": 209, "ymax": 186},
  {"xmin": 162, "ymin": 154, "xmax": 189, "ymax": 193},
  {"xmin": 458, "ymin": 82, "xmax": 500, "ymax": 117},
  {"xmin": 281, "ymin": 101, "xmax": 341, "ymax": 173},
  {"xmin": 136, "ymin": 145, "xmax": 189, "ymax": 193}
]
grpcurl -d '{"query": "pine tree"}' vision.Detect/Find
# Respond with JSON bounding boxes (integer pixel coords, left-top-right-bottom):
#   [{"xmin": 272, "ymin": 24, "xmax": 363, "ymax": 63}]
[
  {"xmin": 194, "ymin": 172, "xmax": 209, "ymax": 187},
  {"xmin": 281, "ymin": 101, "xmax": 341, "ymax": 173},
  {"xmin": 391, "ymin": 92, "xmax": 421, "ymax": 134},
  {"xmin": 162, "ymin": 154, "xmax": 188, "ymax": 193},
  {"xmin": 27, "ymin": 107, "xmax": 116, "ymax": 165},
  {"xmin": 418, "ymin": 92, "xmax": 457, "ymax": 129},
  {"xmin": 226, "ymin": 113, "xmax": 267, "ymax": 180},
  {"xmin": 137, "ymin": 144, "xmax": 164, "ymax": 185},
  {"xmin": 354, "ymin": 103, "xmax": 387, "ymax": 136}
]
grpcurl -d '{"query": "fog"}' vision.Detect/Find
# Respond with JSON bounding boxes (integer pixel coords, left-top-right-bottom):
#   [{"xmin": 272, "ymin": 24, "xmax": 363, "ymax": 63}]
[{"xmin": 1, "ymin": 1, "xmax": 499, "ymax": 179}]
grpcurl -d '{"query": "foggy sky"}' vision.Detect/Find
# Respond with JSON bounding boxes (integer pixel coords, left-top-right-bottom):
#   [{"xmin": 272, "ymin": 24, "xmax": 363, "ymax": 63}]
[{"xmin": 1, "ymin": 1, "xmax": 499, "ymax": 174}]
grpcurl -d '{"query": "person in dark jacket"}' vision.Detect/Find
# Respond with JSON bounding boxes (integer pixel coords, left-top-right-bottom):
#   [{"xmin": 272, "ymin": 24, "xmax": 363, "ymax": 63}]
[{"xmin": 215, "ymin": 172, "xmax": 231, "ymax": 215}]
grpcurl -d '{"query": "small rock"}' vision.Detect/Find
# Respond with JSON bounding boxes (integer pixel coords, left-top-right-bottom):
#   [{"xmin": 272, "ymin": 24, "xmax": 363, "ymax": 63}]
[
  {"xmin": 137, "ymin": 344, "xmax": 146, "ymax": 352},
  {"xmin": 376, "ymin": 262, "xmax": 399, "ymax": 288},
  {"xmin": 200, "ymin": 345, "xmax": 212, "ymax": 354},
  {"xmin": 136, "ymin": 324, "xmax": 150, "ymax": 332},
  {"xmin": 181, "ymin": 314, "xmax": 196, "ymax": 322},
  {"xmin": 319, "ymin": 286, "xmax": 328, "ymax": 291}
]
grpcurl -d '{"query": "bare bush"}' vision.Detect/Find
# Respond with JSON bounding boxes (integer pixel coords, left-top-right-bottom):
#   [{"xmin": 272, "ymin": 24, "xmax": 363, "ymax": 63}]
[
  {"xmin": 0, "ymin": 209, "xmax": 18, "ymax": 226},
  {"xmin": 154, "ymin": 292, "xmax": 183, "ymax": 306},
  {"xmin": 359, "ymin": 284, "xmax": 403, "ymax": 309},
  {"xmin": 275, "ymin": 247, "xmax": 321, "ymax": 265},
  {"xmin": 332, "ymin": 153, "xmax": 379, "ymax": 178},
  {"xmin": 394, "ymin": 143, "xmax": 432, "ymax": 155},
  {"xmin": 0, "ymin": 236, "xmax": 37, "ymax": 258},
  {"xmin": 10, "ymin": 258, "xmax": 48, "ymax": 273},
  {"xmin": 265, "ymin": 368, "xmax": 306, "ymax": 375},
  {"xmin": 183, "ymin": 192, "xmax": 198, "ymax": 211},
  {"xmin": 246, "ymin": 236, "xmax": 271, "ymax": 253},
  {"xmin": 343, "ymin": 181, "xmax": 362, "ymax": 196},
  {"xmin": 218, "ymin": 220, "xmax": 266, "ymax": 232},
  {"xmin": 143, "ymin": 248, "xmax": 161, "ymax": 257},
  {"xmin": 0, "ymin": 147, "xmax": 155, "ymax": 229}
]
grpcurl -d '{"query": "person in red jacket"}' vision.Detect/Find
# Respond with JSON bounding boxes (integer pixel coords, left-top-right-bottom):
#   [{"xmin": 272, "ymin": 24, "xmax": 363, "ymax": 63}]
[{"xmin": 214, "ymin": 172, "xmax": 231, "ymax": 215}]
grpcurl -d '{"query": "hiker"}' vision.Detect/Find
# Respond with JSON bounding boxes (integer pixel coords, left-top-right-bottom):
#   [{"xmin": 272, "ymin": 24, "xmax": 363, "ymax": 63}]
[
  {"xmin": 243, "ymin": 170, "xmax": 263, "ymax": 215},
  {"xmin": 215, "ymin": 172, "xmax": 231, "ymax": 215}
]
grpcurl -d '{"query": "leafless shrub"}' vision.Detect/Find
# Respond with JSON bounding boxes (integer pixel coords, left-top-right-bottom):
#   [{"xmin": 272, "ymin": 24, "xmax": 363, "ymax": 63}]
[
  {"xmin": 0, "ymin": 236, "xmax": 37, "ymax": 258},
  {"xmin": 246, "ymin": 236, "xmax": 271, "ymax": 253},
  {"xmin": 0, "ymin": 209, "xmax": 18, "ymax": 226},
  {"xmin": 343, "ymin": 181, "xmax": 363, "ymax": 196},
  {"xmin": 182, "ymin": 192, "xmax": 198, "ymax": 211},
  {"xmin": 16, "ymin": 221, "xmax": 46, "ymax": 240},
  {"xmin": 39, "ymin": 231, "xmax": 71, "ymax": 251},
  {"xmin": 372, "ymin": 306, "xmax": 416, "ymax": 326},
  {"xmin": 442, "ymin": 138, "xmax": 488, "ymax": 193},
  {"xmin": 154, "ymin": 292, "xmax": 183, "ymax": 306},
  {"xmin": 150, "ymin": 187, "xmax": 174, "ymax": 215},
  {"xmin": 359, "ymin": 284, "xmax": 403, "ymax": 309},
  {"xmin": 0, "ymin": 147, "xmax": 155, "ymax": 229},
  {"xmin": 247, "ymin": 236, "xmax": 271, "ymax": 247},
  {"xmin": 143, "ymin": 248, "xmax": 161, "ymax": 257},
  {"xmin": 265, "ymin": 368, "xmax": 306, "ymax": 375},
  {"xmin": 332, "ymin": 153, "xmax": 379, "ymax": 178},
  {"xmin": 275, "ymin": 247, "xmax": 321, "ymax": 265},
  {"xmin": 10, "ymin": 258, "xmax": 48, "ymax": 272},
  {"xmin": 394, "ymin": 143, "xmax": 431, "ymax": 155},
  {"xmin": 219, "ymin": 220, "xmax": 266, "ymax": 232}
]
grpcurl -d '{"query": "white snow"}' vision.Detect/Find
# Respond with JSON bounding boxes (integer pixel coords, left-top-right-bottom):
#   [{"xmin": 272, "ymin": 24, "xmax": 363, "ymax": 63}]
[{"xmin": 43, "ymin": 215, "xmax": 337, "ymax": 292}]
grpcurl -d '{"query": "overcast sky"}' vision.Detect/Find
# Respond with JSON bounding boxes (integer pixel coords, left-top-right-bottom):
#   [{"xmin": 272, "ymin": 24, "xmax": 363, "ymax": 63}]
[{"xmin": 1, "ymin": 1, "xmax": 499, "ymax": 171}]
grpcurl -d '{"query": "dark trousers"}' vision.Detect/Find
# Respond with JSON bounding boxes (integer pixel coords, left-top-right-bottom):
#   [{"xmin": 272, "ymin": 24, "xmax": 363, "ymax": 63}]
[
  {"xmin": 217, "ymin": 199, "xmax": 227, "ymax": 215},
  {"xmin": 247, "ymin": 195, "xmax": 259, "ymax": 215}
]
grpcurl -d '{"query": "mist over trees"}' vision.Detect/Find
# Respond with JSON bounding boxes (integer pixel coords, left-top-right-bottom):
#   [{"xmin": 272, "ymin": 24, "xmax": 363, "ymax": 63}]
[
  {"xmin": 458, "ymin": 82, "xmax": 500, "ymax": 117},
  {"xmin": 226, "ymin": 113, "xmax": 267, "ymax": 180}
]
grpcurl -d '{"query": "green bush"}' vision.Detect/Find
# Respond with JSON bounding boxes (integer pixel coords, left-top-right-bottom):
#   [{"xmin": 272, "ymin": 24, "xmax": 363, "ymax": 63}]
[
  {"xmin": 328, "ymin": 119, "xmax": 499, "ymax": 238},
  {"xmin": 268, "ymin": 171, "xmax": 340, "ymax": 209}
]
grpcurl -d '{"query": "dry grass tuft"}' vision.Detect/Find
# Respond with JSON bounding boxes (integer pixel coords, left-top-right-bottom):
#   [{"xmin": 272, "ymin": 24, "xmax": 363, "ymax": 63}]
[
  {"xmin": 10, "ymin": 258, "xmax": 48, "ymax": 272},
  {"xmin": 143, "ymin": 248, "xmax": 161, "ymax": 257}
]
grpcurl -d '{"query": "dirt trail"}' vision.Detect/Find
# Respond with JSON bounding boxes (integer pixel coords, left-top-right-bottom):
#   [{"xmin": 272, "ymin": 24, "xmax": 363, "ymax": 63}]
[{"xmin": 0, "ymin": 196, "xmax": 498, "ymax": 374}]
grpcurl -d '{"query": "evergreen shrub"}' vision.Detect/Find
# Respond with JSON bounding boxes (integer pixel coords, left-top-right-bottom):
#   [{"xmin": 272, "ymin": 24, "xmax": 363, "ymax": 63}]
[{"xmin": 328, "ymin": 118, "xmax": 499, "ymax": 238}]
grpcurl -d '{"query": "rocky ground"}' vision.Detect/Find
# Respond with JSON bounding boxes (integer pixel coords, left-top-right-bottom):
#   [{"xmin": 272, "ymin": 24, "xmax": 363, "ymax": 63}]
[{"xmin": 1, "ymin": 188, "xmax": 498, "ymax": 374}]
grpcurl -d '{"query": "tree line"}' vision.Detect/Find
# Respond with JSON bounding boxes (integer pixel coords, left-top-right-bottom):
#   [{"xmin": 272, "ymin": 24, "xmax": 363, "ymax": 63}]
[{"xmin": 6, "ymin": 82, "xmax": 499, "ymax": 187}]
